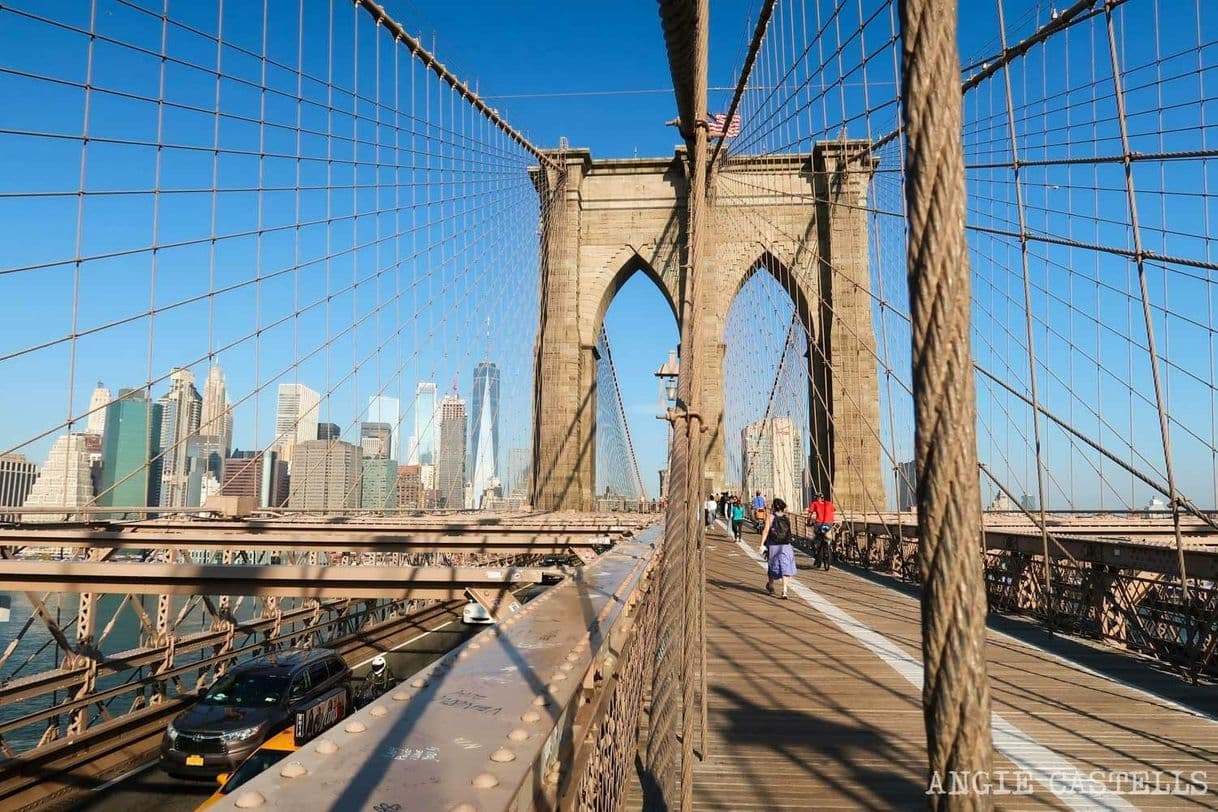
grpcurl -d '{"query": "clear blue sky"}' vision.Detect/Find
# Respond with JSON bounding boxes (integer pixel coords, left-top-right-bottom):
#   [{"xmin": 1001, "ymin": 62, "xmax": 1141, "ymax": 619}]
[{"xmin": 2, "ymin": 0, "xmax": 1216, "ymax": 511}]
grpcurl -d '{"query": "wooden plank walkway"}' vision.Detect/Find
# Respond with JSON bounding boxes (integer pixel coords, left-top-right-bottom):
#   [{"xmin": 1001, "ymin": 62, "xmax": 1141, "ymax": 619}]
[{"xmin": 680, "ymin": 522, "xmax": 1218, "ymax": 810}]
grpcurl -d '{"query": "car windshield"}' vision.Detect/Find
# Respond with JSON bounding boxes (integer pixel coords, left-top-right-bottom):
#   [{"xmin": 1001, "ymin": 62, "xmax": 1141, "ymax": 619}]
[
  {"xmin": 201, "ymin": 671, "xmax": 289, "ymax": 707},
  {"xmin": 220, "ymin": 748, "xmax": 292, "ymax": 794}
]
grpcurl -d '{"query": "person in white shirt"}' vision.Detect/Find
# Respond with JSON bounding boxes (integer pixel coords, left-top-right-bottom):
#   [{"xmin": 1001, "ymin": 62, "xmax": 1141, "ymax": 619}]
[{"xmin": 704, "ymin": 495, "xmax": 717, "ymax": 528}]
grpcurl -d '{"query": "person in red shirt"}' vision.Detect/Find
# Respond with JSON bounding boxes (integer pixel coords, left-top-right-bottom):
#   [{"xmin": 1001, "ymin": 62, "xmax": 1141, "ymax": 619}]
[
  {"xmin": 808, "ymin": 494, "xmax": 835, "ymax": 528},
  {"xmin": 807, "ymin": 494, "xmax": 836, "ymax": 570}
]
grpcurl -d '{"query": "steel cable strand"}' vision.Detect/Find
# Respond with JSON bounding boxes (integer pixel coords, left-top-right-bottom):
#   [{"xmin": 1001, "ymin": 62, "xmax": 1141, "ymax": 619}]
[{"xmin": 899, "ymin": 0, "xmax": 994, "ymax": 804}]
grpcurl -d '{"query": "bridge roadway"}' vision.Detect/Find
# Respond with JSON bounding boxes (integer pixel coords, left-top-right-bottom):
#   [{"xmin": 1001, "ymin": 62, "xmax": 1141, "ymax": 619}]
[
  {"xmin": 672, "ymin": 521, "xmax": 1218, "ymax": 810},
  {"xmin": 51, "ymin": 605, "xmax": 492, "ymax": 812}
]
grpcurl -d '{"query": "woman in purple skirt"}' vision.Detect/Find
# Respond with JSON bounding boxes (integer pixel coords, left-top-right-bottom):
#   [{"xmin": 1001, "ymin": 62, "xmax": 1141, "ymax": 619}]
[{"xmin": 758, "ymin": 497, "xmax": 795, "ymax": 599}]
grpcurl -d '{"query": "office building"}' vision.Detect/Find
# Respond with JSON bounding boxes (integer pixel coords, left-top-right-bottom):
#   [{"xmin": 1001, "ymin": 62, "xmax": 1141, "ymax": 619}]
[
  {"xmin": 396, "ymin": 465, "xmax": 424, "ymax": 509},
  {"xmin": 86, "ymin": 381, "xmax": 110, "ymax": 436},
  {"xmin": 437, "ymin": 393, "xmax": 467, "ymax": 508},
  {"xmin": 361, "ymin": 458, "xmax": 399, "ymax": 511},
  {"xmin": 896, "ymin": 460, "xmax": 917, "ymax": 511},
  {"xmin": 506, "ymin": 446, "xmax": 531, "ymax": 498},
  {"xmin": 469, "ymin": 362, "xmax": 500, "ymax": 507},
  {"xmin": 199, "ymin": 363, "xmax": 233, "ymax": 477},
  {"xmin": 98, "ymin": 388, "xmax": 164, "ymax": 513},
  {"xmin": 317, "ymin": 422, "xmax": 340, "ymax": 441},
  {"xmin": 275, "ymin": 383, "xmax": 321, "ymax": 468},
  {"xmin": 22, "ymin": 434, "xmax": 94, "ymax": 522},
  {"xmin": 0, "ymin": 454, "xmax": 38, "ymax": 522},
  {"xmin": 740, "ymin": 416, "xmax": 803, "ymax": 511},
  {"xmin": 367, "ymin": 395, "xmax": 400, "ymax": 462},
  {"xmin": 287, "ymin": 440, "xmax": 362, "ymax": 511},
  {"xmin": 83, "ymin": 433, "xmax": 103, "ymax": 496},
  {"xmin": 360, "ymin": 422, "xmax": 393, "ymax": 459},
  {"xmin": 156, "ymin": 368, "xmax": 203, "ymax": 508},
  {"xmin": 988, "ymin": 492, "xmax": 1014, "ymax": 512},
  {"xmin": 221, "ymin": 450, "xmax": 288, "ymax": 508},
  {"xmin": 412, "ymin": 382, "xmax": 437, "ymax": 465}
]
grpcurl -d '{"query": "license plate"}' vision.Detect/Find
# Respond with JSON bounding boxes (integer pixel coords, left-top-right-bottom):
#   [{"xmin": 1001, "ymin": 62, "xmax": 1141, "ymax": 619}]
[{"xmin": 185, "ymin": 755, "xmax": 204, "ymax": 767}]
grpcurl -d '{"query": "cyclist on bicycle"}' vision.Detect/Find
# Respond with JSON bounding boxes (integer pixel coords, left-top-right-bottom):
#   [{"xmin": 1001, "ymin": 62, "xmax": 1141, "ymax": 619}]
[
  {"xmin": 807, "ymin": 493, "xmax": 836, "ymax": 570},
  {"xmin": 750, "ymin": 491, "xmax": 767, "ymax": 532}
]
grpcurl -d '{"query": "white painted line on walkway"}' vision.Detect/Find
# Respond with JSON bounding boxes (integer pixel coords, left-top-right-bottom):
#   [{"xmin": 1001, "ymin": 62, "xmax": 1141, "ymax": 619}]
[
  {"xmin": 983, "ymin": 621, "xmax": 1218, "ymax": 724},
  {"xmin": 734, "ymin": 538, "xmax": 1137, "ymax": 812}
]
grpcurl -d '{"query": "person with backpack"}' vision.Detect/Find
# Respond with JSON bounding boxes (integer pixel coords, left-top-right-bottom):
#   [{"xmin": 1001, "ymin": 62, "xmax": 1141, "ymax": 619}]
[{"xmin": 757, "ymin": 497, "xmax": 795, "ymax": 599}]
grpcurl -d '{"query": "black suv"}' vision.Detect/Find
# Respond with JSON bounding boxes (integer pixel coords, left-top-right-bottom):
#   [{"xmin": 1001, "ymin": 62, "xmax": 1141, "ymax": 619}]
[{"xmin": 160, "ymin": 648, "xmax": 351, "ymax": 777}]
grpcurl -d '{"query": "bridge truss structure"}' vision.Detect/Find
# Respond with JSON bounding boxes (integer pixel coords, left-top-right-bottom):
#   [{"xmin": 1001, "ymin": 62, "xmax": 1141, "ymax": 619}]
[{"xmin": 0, "ymin": 0, "xmax": 1217, "ymax": 810}]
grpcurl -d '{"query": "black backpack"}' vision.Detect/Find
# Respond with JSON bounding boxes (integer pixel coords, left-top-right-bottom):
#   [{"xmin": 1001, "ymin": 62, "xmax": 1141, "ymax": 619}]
[{"xmin": 766, "ymin": 514, "xmax": 791, "ymax": 546}]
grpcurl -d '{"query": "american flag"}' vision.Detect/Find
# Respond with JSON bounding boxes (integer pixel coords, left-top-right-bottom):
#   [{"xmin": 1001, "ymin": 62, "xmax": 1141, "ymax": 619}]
[{"xmin": 707, "ymin": 113, "xmax": 741, "ymax": 137}]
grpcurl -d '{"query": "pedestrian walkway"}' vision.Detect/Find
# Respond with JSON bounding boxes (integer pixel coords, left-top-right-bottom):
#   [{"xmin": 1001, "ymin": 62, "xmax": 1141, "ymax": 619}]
[{"xmin": 684, "ymin": 521, "xmax": 1218, "ymax": 810}]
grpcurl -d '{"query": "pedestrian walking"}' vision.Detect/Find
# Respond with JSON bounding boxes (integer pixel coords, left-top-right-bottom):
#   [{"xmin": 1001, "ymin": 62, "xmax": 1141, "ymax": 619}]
[
  {"xmin": 758, "ymin": 498, "xmax": 795, "ymax": 599},
  {"xmin": 704, "ymin": 495, "xmax": 717, "ymax": 528},
  {"xmin": 729, "ymin": 496, "xmax": 745, "ymax": 541}
]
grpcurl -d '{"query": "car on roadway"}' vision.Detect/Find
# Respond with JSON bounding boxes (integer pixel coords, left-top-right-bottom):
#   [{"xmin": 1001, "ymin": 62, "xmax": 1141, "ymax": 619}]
[
  {"xmin": 194, "ymin": 684, "xmax": 350, "ymax": 810},
  {"xmin": 462, "ymin": 599, "xmax": 494, "ymax": 625},
  {"xmin": 194, "ymin": 727, "xmax": 297, "ymax": 810},
  {"xmin": 160, "ymin": 648, "xmax": 351, "ymax": 777}
]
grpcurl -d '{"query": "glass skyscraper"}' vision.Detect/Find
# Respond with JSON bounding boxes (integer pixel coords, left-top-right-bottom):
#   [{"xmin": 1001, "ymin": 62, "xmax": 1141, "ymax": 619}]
[
  {"xmin": 367, "ymin": 395, "xmax": 401, "ymax": 462},
  {"xmin": 469, "ymin": 362, "xmax": 500, "ymax": 505},
  {"xmin": 98, "ymin": 388, "xmax": 164, "ymax": 514},
  {"xmin": 437, "ymin": 394, "xmax": 467, "ymax": 508},
  {"xmin": 412, "ymin": 382, "xmax": 437, "ymax": 465},
  {"xmin": 157, "ymin": 368, "xmax": 203, "ymax": 508}
]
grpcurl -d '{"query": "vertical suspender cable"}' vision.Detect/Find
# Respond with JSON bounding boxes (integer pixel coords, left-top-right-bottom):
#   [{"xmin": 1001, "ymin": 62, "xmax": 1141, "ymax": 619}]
[
  {"xmin": 1101, "ymin": 0, "xmax": 1194, "ymax": 662},
  {"xmin": 897, "ymin": 0, "xmax": 995, "ymax": 803},
  {"xmin": 995, "ymin": 0, "xmax": 1055, "ymax": 630},
  {"xmin": 679, "ymin": 0, "xmax": 709, "ymax": 803}
]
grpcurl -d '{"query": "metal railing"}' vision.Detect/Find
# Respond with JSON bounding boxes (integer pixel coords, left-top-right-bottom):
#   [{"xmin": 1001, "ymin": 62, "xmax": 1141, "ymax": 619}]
[
  {"xmin": 209, "ymin": 525, "xmax": 664, "ymax": 811},
  {"xmin": 826, "ymin": 515, "xmax": 1218, "ymax": 680}
]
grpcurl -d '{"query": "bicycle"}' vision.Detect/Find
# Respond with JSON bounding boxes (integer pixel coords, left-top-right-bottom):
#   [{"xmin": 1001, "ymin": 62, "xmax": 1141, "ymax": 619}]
[{"xmin": 811, "ymin": 522, "xmax": 834, "ymax": 570}]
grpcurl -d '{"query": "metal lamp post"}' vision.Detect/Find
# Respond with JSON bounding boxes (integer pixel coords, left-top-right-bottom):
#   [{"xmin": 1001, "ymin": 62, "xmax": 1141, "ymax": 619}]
[{"xmin": 655, "ymin": 349, "xmax": 680, "ymax": 500}]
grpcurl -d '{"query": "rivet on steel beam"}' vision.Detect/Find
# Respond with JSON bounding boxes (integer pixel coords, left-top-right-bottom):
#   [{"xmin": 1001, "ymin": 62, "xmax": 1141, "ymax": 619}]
[
  {"xmin": 412, "ymin": 677, "xmax": 429, "ymax": 688},
  {"xmin": 520, "ymin": 710, "xmax": 541, "ymax": 723},
  {"xmin": 507, "ymin": 728, "xmax": 530, "ymax": 742},
  {"xmin": 565, "ymin": 652, "xmax": 579, "ymax": 662},
  {"xmin": 469, "ymin": 642, "xmax": 481, "ymax": 649},
  {"xmin": 551, "ymin": 674, "xmax": 568, "ymax": 683},
  {"xmin": 490, "ymin": 747, "xmax": 516, "ymax": 763},
  {"xmin": 234, "ymin": 791, "xmax": 266, "ymax": 808},
  {"xmin": 450, "ymin": 804, "xmax": 478, "ymax": 812},
  {"xmin": 392, "ymin": 690, "xmax": 412, "ymax": 702},
  {"xmin": 532, "ymin": 695, "xmax": 548, "ymax": 707},
  {"xmin": 345, "ymin": 720, "xmax": 368, "ymax": 734},
  {"xmin": 458, "ymin": 650, "xmax": 471, "ymax": 659},
  {"xmin": 560, "ymin": 662, "xmax": 574, "ymax": 672},
  {"xmin": 315, "ymin": 739, "xmax": 339, "ymax": 754},
  {"xmin": 472, "ymin": 772, "xmax": 499, "ymax": 789},
  {"xmin": 280, "ymin": 761, "xmax": 308, "ymax": 778},
  {"xmin": 370, "ymin": 705, "xmax": 388, "ymax": 717}
]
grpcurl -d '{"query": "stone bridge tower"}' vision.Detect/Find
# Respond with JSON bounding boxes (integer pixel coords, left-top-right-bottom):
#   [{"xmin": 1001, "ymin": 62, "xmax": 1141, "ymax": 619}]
[{"xmin": 531, "ymin": 141, "xmax": 884, "ymax": 515}]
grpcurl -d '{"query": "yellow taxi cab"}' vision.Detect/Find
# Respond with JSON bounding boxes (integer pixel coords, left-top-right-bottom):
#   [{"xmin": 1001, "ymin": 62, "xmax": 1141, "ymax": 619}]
[
  {"xmin": 195, "ymin": 685, "xmax": 348, "ymax": 810},
  {"xmin": 195, "ymin": 728, "xmax": 296, "ymax": 810}
]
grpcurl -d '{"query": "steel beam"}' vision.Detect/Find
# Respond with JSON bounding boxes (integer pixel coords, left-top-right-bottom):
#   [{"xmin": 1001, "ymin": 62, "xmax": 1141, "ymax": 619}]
[
  {"xmin": 0, "ymin": 528, "xmax": 614, "ymax": 553},
  {"xmin": 0, "ymin": 561, "xmax": 562, "ymax": 599}
]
